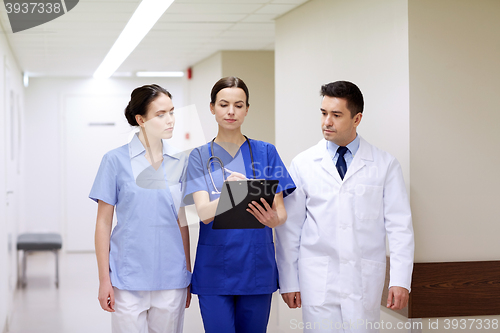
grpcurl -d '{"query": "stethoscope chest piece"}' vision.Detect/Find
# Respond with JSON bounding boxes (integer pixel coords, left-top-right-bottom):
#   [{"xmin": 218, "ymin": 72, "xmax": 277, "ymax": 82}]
[{"xmin": 207, "ymin": 136, "xmax": 256, "ymax": 194}]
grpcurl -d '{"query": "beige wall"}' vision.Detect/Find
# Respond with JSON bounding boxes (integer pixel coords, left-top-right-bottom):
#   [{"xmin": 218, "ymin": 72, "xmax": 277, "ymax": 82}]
[
  {"xmin": 222, "ymin": 51, "xmax": 275, "ymax": 144},
  {"xmin": 187, "ymin": 51, "xmax": 222, "ymax": 142},
  {"xmin": 275, "ymin": 0, "xmax": 410, "ymax": 185},
  {"xmin": 188, "ymin": 50, "xmax": 275, "ymax": 144},
  {"xmin": 409, "ymin": 0, "xmax": 500, "ymax": 263},
  {"xmin": 409, "ymin": 1, "xmax": 500, "ymax": 326}
]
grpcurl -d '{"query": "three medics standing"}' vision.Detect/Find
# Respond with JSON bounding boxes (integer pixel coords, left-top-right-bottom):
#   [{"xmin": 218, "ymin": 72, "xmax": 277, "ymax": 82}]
[{"xmin": 91, "ymin": 79, "xmax": 413, "ymax": 333}]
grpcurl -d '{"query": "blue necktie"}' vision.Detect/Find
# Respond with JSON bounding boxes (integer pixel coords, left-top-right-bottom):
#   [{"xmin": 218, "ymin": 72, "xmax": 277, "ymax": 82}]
[{"xmin": 336, "ymin": 146, "xmax": 349, "ymax": 180}]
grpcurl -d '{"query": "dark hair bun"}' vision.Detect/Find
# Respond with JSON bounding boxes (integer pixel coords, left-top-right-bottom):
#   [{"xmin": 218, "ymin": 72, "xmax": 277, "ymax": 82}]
[
  {"xmin": 124, "ymin": 84, "xmax": 172, "ymax": 127},
  {"xmin": 124, "ymin": 102, "xmax": 139, "ymax": 126}
]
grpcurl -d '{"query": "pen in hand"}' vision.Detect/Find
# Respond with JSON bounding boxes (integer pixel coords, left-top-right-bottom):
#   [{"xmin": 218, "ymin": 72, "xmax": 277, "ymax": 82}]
[{"xmin": 225, "ymin": 168, "xmax": 247, "ymax": 180}]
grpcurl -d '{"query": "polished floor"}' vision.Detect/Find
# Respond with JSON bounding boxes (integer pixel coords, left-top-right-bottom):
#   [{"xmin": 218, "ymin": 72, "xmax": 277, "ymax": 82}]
[
  {"xmin": 6, "ymin": 251, "xmax": 286, "ymax": 333},
  {"xmin": 8, "ymin": 251, "xmax": 111, "ymax": 333},
  {"xmin": 6, "ymin": 251, "xmax": 207, "ymax": 333}
]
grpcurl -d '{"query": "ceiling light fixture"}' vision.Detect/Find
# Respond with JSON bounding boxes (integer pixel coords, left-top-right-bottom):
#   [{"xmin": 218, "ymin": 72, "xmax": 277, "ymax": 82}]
[
  {"xmin": 112, "ymin": 72, "xmax": 133, "ymax": 77},
  {"xmin": 23, "ymin": 72, "xmax": 29, "ymax": 87},
  {"xmin": 136, "ymin": 71, "xmax": 184, "ymax": 77},
  {"xmin": 93, "ymin": 0, "xmax": 174, "ymax": 79}
]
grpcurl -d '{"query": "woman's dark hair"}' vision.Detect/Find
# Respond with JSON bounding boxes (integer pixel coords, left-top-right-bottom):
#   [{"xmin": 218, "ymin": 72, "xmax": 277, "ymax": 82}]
[
  {"xmin": 210, "ymin": 76, "xmax": 250, "ymax": 107},
  {"xmin": 124, "ymin": 84, "xmax": 172, "ymax": 126},
  {"xmin": 320, "ymin": 81, "xmax": 364, "ymax": 117}
]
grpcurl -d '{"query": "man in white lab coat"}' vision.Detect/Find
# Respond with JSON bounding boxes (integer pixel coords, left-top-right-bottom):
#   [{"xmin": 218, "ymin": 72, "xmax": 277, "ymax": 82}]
[{"xmin": 275, "ymin": 81, "xmax": 414, "ymax": 332}]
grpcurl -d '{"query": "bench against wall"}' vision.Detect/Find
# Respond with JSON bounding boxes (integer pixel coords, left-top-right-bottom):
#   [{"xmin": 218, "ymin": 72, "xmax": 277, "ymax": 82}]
[{"xmin": 17, "ymin": 233, "xmax": 63, "ymax": 288}]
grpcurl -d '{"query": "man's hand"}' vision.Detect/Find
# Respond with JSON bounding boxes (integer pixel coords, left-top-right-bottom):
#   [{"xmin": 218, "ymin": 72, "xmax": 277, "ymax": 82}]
[
  {"xmin": 281, "ymin": 292, "xmax": 301, "ymax": 309},
  {"xmin": 386, "ymin": 286, "xmax": 409, "ymax": 310}
]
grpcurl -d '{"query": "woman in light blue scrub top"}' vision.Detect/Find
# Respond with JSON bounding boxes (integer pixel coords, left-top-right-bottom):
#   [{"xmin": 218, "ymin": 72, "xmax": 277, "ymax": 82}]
[
  {"xmin": 90, "ymin": 84, "xmax": 191, "ymax": 333},
  {"xmin": 183, "ymin": 77, "xmax": 296, "ymax": 333}
]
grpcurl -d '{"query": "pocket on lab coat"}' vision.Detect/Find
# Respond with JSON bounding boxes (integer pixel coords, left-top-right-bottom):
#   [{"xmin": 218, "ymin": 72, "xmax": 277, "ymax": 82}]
[
  {"xmin": 298, "ymin": 256, "xmax": 329, "ymax": 306},
  {"xmin": 192, "ymin": 244, "xmax": 225, "ymax": 289},
  {"xmin": 361, "ymin": 258, "xmax": 386, "ymax": 310},
  {"xmin": 354, "ymin": 184, "xmax": 383, "ymax": 219}
]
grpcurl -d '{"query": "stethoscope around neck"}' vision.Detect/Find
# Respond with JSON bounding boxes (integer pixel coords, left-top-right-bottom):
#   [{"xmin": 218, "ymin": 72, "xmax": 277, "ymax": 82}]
[{"xmin": 207, "ymin": 135, "xmax": 256, "ymax": 194}]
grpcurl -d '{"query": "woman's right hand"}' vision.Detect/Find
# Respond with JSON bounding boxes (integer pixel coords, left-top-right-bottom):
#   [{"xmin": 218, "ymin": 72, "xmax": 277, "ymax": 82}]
[
  {"xmin": 98, "ymin": 280, "xmax": 115, "ymax": 312},
  {"xmin": 95, "ymin": 200, "xmax": 115, "ymax": 312}
]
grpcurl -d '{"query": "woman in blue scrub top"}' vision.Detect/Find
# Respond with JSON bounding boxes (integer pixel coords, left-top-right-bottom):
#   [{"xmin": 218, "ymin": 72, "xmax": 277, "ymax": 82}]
[
  {"xmin": 90, "ymin": 84, "xmax": 191, "ymax": 333},
  {"xmin": 183, "ymin": 77, "xmax": 295, "ymax": 333}
]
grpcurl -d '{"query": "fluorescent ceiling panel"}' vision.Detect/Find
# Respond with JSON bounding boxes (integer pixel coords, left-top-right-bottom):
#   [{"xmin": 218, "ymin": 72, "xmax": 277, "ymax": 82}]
[{"xmin": 93, "ymin": 0, "xmax": 174, "ymax": 79}]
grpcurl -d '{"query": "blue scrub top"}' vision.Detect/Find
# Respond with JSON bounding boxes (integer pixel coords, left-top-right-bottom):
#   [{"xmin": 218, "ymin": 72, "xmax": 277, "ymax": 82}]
[
  {"xmin": 183, "ymin": 139, "xmax": 295, "ymax": 295},
  {"xmin": 89, "ymin": 134, "xmax": 192, "ymax": 291}
]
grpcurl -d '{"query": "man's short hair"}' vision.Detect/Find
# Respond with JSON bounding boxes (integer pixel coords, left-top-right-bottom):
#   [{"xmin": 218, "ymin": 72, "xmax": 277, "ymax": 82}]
[{"xmin": 320, "ymin": 81, "xmax": 364, "ymax": 117}]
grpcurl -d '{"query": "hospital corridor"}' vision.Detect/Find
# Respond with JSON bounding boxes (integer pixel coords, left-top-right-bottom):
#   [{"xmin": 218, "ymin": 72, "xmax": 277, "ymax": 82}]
[{"xmin": 1, "ymin": 0, "xmax": 500, "ymax": 332}]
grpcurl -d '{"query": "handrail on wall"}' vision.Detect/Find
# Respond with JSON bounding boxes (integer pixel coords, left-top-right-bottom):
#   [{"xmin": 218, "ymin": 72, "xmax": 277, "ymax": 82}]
[{"xmin": 382, "ymin": 258, "xmax": 500, "ymax": 318}]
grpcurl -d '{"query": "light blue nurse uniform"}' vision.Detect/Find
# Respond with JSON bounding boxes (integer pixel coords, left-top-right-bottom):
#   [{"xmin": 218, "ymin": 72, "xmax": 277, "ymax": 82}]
[{"xmin": 89, "ymin": 133, "xmax": 191, "ymax": 291}]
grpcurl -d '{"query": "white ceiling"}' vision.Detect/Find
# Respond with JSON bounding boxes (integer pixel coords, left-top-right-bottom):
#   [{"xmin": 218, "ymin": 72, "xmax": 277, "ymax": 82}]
[{"xmin": 0, "ymin": 0, "xmax": 309, "ymax": 77}]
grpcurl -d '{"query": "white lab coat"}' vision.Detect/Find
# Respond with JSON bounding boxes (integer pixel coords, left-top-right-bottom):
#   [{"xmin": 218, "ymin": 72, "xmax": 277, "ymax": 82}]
[{"xmin": 276, "ymin": 137, "xmax": 414, "ymax": 331}]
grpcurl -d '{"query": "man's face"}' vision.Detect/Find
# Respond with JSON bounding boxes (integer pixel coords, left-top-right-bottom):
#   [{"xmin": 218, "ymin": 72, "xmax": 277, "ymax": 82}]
[{"xmin": 321, "ymin": 96, "xmax": 362, "ymax": 146}]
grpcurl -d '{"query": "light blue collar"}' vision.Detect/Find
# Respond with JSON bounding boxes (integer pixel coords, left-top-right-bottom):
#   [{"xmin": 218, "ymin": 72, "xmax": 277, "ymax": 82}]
[
  {"xmin": 128, "ymin": 132, "xmax": 179, "ymax": 160},
  {"xmin": 326, "ymin": 133, "xmax": 360, "ymax": 156}
]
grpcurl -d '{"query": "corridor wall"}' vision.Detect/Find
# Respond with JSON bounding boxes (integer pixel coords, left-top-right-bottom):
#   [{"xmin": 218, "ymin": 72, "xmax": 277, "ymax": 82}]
[{"xmin": 0, "ymin": 21, "xmax": 25, "ymax": 333}]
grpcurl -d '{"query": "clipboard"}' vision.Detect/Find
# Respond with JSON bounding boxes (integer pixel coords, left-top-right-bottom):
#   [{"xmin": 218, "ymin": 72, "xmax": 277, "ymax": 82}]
[{"xmin": 212, "ymin": 179, "xmax": 279, "ymax": 229}]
